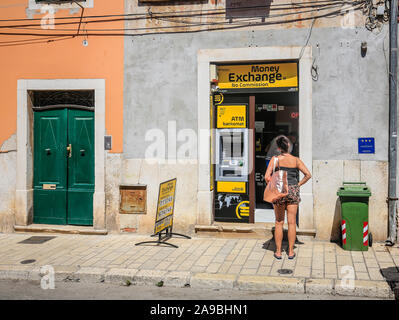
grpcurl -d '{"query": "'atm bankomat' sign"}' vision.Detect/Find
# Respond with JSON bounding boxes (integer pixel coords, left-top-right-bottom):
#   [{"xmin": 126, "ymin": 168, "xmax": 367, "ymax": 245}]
[
  {"xmin": 217, "ymin": 62, "xmax": 298, "ymax": 90},
  {"xmin": 217, "ymin": 105, "xmax": 246, "ymax": 128}
]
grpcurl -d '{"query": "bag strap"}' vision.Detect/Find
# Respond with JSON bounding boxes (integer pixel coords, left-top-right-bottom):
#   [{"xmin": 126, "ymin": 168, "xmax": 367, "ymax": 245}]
[{"xmin": 273, "ymin": 156, "xmax": 280, "ymax": 173}]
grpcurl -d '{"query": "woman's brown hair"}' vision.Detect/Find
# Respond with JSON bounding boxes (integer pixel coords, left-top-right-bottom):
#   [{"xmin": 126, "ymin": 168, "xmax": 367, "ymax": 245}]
[{"xmin": 276, "ymin": 135, "xmax": 290, "ymax": 153}]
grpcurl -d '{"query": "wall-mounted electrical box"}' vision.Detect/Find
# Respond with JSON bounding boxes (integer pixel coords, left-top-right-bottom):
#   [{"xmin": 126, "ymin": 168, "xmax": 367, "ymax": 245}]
[
  {"xmin": 119, "ymin": 184, "xmax": 147, "ymax": 214},
  {"xmin": 104, "ymin": 135, "xmax": 112, "ymax": 150}
]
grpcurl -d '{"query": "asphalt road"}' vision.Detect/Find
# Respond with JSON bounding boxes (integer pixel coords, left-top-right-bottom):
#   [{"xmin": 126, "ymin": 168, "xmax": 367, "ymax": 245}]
[{"xmin": 0, "ymin": 279, "xmax": 383, "ymax": 300}]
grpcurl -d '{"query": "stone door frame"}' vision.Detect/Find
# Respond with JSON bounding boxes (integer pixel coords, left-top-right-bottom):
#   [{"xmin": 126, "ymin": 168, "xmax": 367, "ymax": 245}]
[
  {"xmin": 16, "ymin": 79, "xmax": 106, "ymax": 229},
  {"xmin": 196, "ymin": 46, "xmax": 314, "ymax": 230}
]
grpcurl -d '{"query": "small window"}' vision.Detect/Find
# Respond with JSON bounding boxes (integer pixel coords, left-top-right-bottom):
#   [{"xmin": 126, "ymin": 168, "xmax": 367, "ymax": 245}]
[{"xmin": 31, "ymin": 90, "xmax": 95, "ymax": 108}]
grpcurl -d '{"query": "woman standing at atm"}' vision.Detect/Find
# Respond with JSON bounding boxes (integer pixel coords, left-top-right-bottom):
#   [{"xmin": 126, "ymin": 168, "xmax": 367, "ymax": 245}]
[{"xmin": 264, "ymin": 136, "xmax": 312, "ymax": 259}]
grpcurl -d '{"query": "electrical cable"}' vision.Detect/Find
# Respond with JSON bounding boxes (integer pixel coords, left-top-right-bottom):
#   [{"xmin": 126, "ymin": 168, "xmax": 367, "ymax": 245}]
[
  {"xmin": 0, "ymin": 1, "xmax": 364, "ymax": 35},
  {"xmin": 0, "ymin": 1, "xmax": 366, "ymax": 23},
  {"xmin": 299, "ymin": 18, "xmax": 317, "ymax": 60},
  {"xmin": 0, "ymin": 1, "xmax": 366, "ymax": 47},
  {"xmin": 0, "ymin": 3, "xmax": 365, "ymax": 40},
  {"xmin": 5, "ymin": 2, "xmax": 353, "ymax": 32},
  {"xmin": 0, "ymin": 1, "xmax": 366, "ymax": 30},
  {"xmin": 74, "ymin": 1, "xmax": 85, "ymax": 37},
  {"xmin": 0, "ymin": 36, "xmax": 73, "ymax": 47},
  {"xmin": 0, "ymin": 35, "xmax": 63, "ymax": 44}
]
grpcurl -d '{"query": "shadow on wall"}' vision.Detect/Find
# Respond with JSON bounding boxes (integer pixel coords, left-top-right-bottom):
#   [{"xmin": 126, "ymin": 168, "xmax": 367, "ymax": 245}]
[
  {"xmin": 380, "ymin": 266, "xmax": 399, "ymax": 300},
  {"xmin": 226, "ymin": 0, "xmax": 273, "ymax": 20},
  {"xmin": 330, "ymin": 198, "xmax": 342, "ymax": 242}
]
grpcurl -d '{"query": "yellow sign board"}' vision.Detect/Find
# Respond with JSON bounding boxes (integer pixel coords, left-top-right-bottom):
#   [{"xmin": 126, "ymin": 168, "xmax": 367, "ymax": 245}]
[
  {"xmin": 217, "ymin": 63, "xmax": 298, "ymax": 90},
  {"xmin": 217, "ymin": 105, "xmax": 246, "ymax": 128},
  {"xmin": 154, "ymin": 178, "xmax": 177, "ymax": 234},
  {"xmin": 217, "ymin": 181, "xmax": 246, "ymax": 193},
  {"xmin": 210, "ymin": 95, "xmax": 214, "ymax": 191},
  {"xmin": 154, "ymin": 215, "xmax": 173, "ymax": 234}
]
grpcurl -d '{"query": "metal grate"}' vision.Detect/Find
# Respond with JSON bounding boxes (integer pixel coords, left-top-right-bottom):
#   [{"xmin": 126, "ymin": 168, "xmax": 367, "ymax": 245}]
[
  {"xmin": 20, "ymin": 259, "xmax": 36, "ymax": 264},
  {"xmin": 277, "ymin": 269, "xmax": 293, "ymax": 275},
  {"xmin": 32, "ymin": 90, "xmax": 94, "ymax": 108},
  {"xmin": 18, "ymin": 236, "xmax": 56, "ymax": 244}
]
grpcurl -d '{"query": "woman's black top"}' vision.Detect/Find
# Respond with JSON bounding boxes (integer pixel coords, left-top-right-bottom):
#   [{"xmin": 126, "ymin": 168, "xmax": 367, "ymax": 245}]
[{"xmin": 275, "ymin": 166, "xmax": 299, "ymax": 186}]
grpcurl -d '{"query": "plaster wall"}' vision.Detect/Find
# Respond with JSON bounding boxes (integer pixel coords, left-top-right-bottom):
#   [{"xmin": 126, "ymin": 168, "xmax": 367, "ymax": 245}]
[
  {"xmin": 105, "ymin": 156, "xmax": 198, "ymax": 234},
  {"xmin": 124, "ymin": 23, "xmax": 391, "ymax": 237},
  {"xmin": 0, "ymin": 135, "xmax": 17, "ymax": 233},
  {"xmin": 124, "ymin": 26, "xmax": 389, "ymax": 160},
  {"xmin": 313, "ymin": 160, "xmax": 388, "ymax": 241}
]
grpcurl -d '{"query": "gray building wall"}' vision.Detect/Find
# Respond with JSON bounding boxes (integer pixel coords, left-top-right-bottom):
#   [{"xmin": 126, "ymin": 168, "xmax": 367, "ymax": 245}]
[
  {"xmin": 124, "ymin": 26, "xmax": 390, "ymax": 161},
  {"xmin": 122, "ymin": 24, "xmax": 394, "ymax": 240}
]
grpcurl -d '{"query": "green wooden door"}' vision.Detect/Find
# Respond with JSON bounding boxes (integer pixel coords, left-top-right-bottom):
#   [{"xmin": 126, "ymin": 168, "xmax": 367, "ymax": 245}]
[
  {"xmin": 33, "ymin": 109, "xmax": 68, "ymax": 225},
  {"xmin": 33, "ymin": 108, "xmax": 94, "ymax": 226},
  {"xmin": 67, "ymin": 109, "xmax": 94, "ymax": 225}
]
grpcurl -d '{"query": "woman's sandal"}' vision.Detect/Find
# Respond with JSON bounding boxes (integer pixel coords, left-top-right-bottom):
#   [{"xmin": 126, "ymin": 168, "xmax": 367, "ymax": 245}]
[
  {"xmin": 288, "ymin": 253, "xmax": 296, "ymax": 260},
  {"xmin": 274, "ymin": 252, "xmax": 282, "ymax": 260}
]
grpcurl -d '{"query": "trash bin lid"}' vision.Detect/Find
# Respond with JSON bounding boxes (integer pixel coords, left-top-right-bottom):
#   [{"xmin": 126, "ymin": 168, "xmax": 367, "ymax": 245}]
[{"xmin": 337, "ymin": 182, "xmax": 371, "ymax": 197}]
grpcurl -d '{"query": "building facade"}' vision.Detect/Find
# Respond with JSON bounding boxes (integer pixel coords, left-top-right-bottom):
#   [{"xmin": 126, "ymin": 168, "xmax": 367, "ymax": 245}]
[
  {"xmin": 0, "ymin": 0, "xmax": 398, "ymax": 242},
  {"xmin": 0, "ymin": 0, "xmax": 124, "ymax": 232}
]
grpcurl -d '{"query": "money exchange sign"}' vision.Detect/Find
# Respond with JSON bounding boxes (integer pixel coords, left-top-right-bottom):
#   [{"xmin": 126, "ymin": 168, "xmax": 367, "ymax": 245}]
[
  {"xmin": 217, "ymin": 63, "xmax": 298, "ymax": 90},
  {"xmin": 154, "ymin": 178, "xmax": 177, "ymax": 234}
]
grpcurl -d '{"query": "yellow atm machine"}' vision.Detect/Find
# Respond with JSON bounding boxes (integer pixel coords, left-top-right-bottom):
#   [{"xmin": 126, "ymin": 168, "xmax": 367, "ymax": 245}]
[{"xmin": 214, "ymin": 104, "xmax": 250, "ymax": 223}]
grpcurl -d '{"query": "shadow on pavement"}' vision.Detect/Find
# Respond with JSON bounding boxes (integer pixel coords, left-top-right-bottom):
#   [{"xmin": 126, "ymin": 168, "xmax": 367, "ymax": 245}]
[
  {"xmin": 380, "ymin": 266, "xmax": 399, "ymax": 300},
  {"xmin": 262, "ymin": 227, "xmax": 304, "ymax": 252}
]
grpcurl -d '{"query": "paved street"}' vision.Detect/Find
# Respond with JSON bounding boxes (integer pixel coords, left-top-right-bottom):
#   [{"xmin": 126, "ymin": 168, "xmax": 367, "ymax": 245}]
[
  {"xmin": 0, "ymin": 279, "xmax": 381, "ymax": 300},
  {"xmin": 0, "ymin": 233, "xmax": 398, "ymax": 299}
]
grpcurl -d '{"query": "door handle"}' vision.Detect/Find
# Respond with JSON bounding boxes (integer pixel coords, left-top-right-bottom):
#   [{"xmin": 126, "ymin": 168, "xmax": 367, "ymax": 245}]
[
  {"xmin": 67, "ymin": 144, "xmax": 72, "ymax": 158},
  {"xmin": 80, "ymin": 149, "xmax": 85, "ymax": 156},
  {"xmin": 45, "ymin": 148, "xmax": 51, "ymax": 155}
]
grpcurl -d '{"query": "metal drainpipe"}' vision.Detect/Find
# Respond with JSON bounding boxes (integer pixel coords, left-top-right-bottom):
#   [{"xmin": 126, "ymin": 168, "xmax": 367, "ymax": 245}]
[{"xmin": 387, "ymin": 0, "xmax": 398, "ymax": 246}]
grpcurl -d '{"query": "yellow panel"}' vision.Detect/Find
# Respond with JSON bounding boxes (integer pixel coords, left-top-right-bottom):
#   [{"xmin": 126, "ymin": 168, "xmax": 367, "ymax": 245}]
[
  {"xmin": 217, "ymin": 105, "xmax": 246, "ymax": 128},
  {"xmin": 154, "ymin": 179, "xmax": 176, "ymax": 234},
  {"xmin": 217, "ymin": 63, "xmax": 298, "ymax": 89},
  {"xmin": 217, "ymin": 181, "xmax": 246, "ymax": 193}
]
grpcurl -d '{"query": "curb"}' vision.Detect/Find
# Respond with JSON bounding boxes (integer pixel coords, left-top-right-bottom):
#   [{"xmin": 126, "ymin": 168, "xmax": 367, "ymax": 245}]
[
  {"xmin": 237, "ymin": 275, "xmax": 305, "ymax": 294},
  {"xmin": 0, "ymin": 266, "xmax": 395, "ymax": 299}
]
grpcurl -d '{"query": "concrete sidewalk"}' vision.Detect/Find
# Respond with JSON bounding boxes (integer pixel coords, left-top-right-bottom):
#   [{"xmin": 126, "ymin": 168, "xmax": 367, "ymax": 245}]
[{"xmin": 0, "ymin": 232, "xmax": 398, "ymax": 299}]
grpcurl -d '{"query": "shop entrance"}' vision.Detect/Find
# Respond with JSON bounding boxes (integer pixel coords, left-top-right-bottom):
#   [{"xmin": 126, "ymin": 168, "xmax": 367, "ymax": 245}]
[
  {"xmin": 213, "ymin": 92, "xmax": 299, "ymax": 223},
  {"xmin": 212, "ymin": 60, "xmax": 299, "ymax": 224},
  {"xmin": 254, "ymin": 92, "xmax": 299, "ymax": 223}
]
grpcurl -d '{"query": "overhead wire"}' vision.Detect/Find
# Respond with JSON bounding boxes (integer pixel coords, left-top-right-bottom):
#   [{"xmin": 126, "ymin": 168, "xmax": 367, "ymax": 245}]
[
  {"xmin": 0, "ymin": 0, "xmax": 366, "ymax": 23},
  {"xmin": 0, "ymin": 1, "xmax": 364, "ymax": 35},
  {"xmin": 0, "ymin": 2, "xmax": 366, "ymax": 39},
  {"xmin": 4, "ymin": 2, "xmax": 356, "ymax": 33},
  {"xmin": 0, "ymin": 0, "xmax": 366, "ymax": 47},
  {"xmin": 0, "ymin": 36, "xmax": 74, "ymax": 47},
  {"xmin": 0, "ymin": 0, "xmax": 366, "ymax": 29}
]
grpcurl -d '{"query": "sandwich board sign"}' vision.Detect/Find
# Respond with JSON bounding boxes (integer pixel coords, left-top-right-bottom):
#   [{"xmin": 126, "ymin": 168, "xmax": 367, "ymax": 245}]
[
  {"xmin": 154, "ymin": 178, "xmax": 177, "ymax": 234},
  {"xmin": 135, "ymin": 178, "xmax": 190, "ymax": 248}
]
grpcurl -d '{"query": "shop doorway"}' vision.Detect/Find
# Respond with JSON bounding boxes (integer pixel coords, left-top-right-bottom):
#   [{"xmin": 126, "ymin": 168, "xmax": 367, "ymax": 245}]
[
  {"xmin": 253, "ymin": 92, "xmax": 299, "ymax": 223},
  {"xmin": 213, "ymin": 92, "xmax": 299, "ymax": 224}
]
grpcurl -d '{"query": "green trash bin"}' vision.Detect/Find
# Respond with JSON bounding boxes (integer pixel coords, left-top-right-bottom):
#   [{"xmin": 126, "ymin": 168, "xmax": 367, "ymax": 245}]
[{"xmin": 337, "ymin": 182, "xmax": 372, "ymax": 251}]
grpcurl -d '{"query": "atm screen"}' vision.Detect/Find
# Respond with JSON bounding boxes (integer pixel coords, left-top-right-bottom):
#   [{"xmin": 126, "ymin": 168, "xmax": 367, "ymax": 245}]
[{"xmin": 221, "ymin": 132, "xmax": 244, "ymax": 159}]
